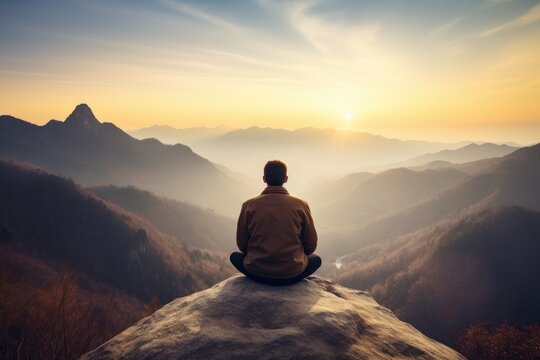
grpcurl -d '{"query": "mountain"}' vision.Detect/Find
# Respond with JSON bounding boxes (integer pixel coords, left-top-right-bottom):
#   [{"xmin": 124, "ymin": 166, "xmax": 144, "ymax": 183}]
[
  {"xmin": 0, "ymin": 159, "xmax": 238, "ymax": 358},
  {"xmin": 65, "ymin": 103, "xmax": 102, "ymax": 128},
  {"xmin": 304, "ymin": 171, "xmax": 373, "ymax": 208},
  {"xmin": 314, "ymin": 167, "xmax": 467, "ymax": 227},
  {"xmin": 89, "ymin": 185, "xmax": 235, "ymax": 252},
  {"xmin": 330, "ymin": 143, "xmax": 540, "ymax": 254},
  {"xmin": 398, "ymin": 143, "xmax": 518, "ymax": 168},
  {"xmin": 129, "ymin": 125, "xmax": 231, "ymax": 145},
  {"xmin": 0, "ymin": 160, "xmax": 232, "ymax": 303},
  {"xmin": 177, "ymin": 126, "xmax": 465, "ymax": 192},
  {"xmin": 0, "ymin": 104, "xmax": 254, "ymax": 216},
  {"xmin": 408, "ymin": 157, "xmax": 501, "ymax": 175},
  {"xmin": 82, "ymin": 275, "xmax": 464, "ymax": 360},
  {"xmin": 338, "ymin": 206, "xmax": 540, "ymax": 345}
]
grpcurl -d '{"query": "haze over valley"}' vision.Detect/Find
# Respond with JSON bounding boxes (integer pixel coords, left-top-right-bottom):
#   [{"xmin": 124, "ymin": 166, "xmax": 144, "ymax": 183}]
[{"xmin": 130, "ymin": 125, "xmax": 478, "ymax": 191}]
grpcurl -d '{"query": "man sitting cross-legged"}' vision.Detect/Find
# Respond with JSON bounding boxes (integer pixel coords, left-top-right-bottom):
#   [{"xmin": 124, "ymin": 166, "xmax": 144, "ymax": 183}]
[{"xmin": 230, "ymin": 160, "xmax": 322, "ymax": 285}]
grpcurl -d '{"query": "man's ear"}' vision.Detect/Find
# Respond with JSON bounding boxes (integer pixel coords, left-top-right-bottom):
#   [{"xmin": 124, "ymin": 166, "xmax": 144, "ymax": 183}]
[
  {"xmin": 284, "ymin": 175, "xmax": 288, "ymax": 184},
  {"xmin": 263, "ymin": 175, "xmax": 267, "ymax": 184}
]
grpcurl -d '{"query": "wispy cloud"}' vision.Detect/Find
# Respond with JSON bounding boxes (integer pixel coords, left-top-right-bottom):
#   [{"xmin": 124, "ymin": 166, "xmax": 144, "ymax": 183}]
[
  {"xmin": 481, "ymin": 3, "xmax": 540, "ymax": 37},
  {"xmin": 258, "ymin": 0, "xmax": 379, "ymax": 56},
  {"xmin": 281, "ymin": 1, "xmax": 379, "ymax": 56},
  {"xmin": 430, "ymin": 16, "xmax": 463, "ymax": 36},
  {"xmin": 486, "ymin": 0, "xmax": 514, "ymax": 6},
  {"xmin": 156, "ymin": 0, "xmax": 244, "ymax": 31}
]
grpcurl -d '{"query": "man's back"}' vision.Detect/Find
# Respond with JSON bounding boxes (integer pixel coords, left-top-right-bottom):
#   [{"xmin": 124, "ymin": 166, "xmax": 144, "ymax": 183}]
[{"xmin": 236, "ymin": 186, "xmax": 317, "ymax": 279}]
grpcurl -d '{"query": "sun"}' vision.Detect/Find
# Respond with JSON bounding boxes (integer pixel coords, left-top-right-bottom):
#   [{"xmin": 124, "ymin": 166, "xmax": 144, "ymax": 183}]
[{"xmin": 342, "ymin": 111, "xmax": 353, "ymax": 122}]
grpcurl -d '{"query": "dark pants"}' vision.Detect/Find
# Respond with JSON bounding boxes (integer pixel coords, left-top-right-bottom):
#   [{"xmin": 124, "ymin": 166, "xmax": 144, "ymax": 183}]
[{"xmin": 230, "ymin": 252, "xmax": 322, "ymax": 286}]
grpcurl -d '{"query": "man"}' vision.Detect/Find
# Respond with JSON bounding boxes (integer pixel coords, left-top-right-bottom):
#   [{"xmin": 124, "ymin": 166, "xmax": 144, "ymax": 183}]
[{"xmin": 230, "ymin": 160, "xmax": 322, "ymax": 285}]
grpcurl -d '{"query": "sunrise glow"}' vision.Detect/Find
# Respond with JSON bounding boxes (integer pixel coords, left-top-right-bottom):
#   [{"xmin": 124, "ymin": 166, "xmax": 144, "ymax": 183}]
[
  {"xmin": 342, "ymin": 112, "xmax": 353, "ymax": 123},
  {"xmin": 1, "ymin": 1, "xmax": 540, "ymax": 143}
]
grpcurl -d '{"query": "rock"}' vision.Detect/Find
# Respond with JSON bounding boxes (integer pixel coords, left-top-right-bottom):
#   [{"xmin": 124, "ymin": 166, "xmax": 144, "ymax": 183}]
[{"xmin": 82, "ymin": 275, "xmax": 464, "ymax": 360}]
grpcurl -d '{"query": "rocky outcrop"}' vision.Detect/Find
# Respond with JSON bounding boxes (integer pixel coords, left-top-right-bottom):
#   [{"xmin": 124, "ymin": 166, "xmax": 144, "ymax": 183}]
[
  {"xmin": 65, "ymin": 103, "xmax": 101, "ymax": 129},
  {"xmin": 82, "ymin": 275, "xmax": 464, "ymax": 359}
]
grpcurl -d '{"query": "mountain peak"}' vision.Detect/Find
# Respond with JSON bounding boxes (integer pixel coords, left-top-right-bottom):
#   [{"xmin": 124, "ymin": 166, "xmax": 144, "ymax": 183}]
[
  {"xmin": 65, "ymin": 104, "xmax": 101, "ymax": 129},
  {"xmin": 82, "ymin": 275, "xmax": 463, "ymax": 359}
]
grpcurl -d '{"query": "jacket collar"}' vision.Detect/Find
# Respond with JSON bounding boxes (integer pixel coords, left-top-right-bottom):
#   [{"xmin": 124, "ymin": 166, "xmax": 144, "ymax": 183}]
[{"xmin": 261, "ymin": 186, "xmax": 289, "ymax": 195}]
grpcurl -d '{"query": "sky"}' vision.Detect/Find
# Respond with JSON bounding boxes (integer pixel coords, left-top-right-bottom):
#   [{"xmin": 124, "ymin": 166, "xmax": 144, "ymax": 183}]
[{"xmin": 1, "ymin": 0, "xmax": 540, "ymax": 143}]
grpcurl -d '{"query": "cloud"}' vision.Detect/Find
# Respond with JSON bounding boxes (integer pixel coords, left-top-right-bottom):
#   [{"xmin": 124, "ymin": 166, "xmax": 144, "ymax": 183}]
[
  {"xmin": 430, "ymin": 16, "xmax": 463, "ymax": 36},
  {"xmin": 286, "ymin": 1, "xmax": 379, "ymax": 56},
  {"xmin": 481, "ymin": 3, "xmax": 540, "ymax": 37},
  {"xmin": 486, "ymin": 0, "xmax": 514, "ymax": 6},
  {"xmin": 157, "ymin": 0, "xmax": 243, "ymax": 31}
]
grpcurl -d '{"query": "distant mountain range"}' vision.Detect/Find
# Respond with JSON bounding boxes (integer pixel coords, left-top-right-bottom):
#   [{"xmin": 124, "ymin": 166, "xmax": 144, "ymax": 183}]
[
  {"xmin": 396, "ymin": 143, "xmax": 518, "ymax": 168},
  {"xmin": 0, "ymin": 104, "xmax": 255, "ymax": 216},
  {"xmin": 333, "ymin": 144, "xmax": 540, "ymax": 254},
  {"xmin": 128, "ymin": 124, "xmax": 518, "ymax": 194},
  {"xmin": 319, "ymin": 143, "xmax": 540, "ymax": 256},
  {"xmin": 305, "ymin": 172, "xmax": 374, "ymax": 208},
  {"xmin": 130, "ymin": 125, "xmax": 470, "ymax": 190},
  {"xmin": 194, "ymin": 127, "xmax": 469, "ymax": 184},
  {"xmin": 129, "ymin": 125, "xmax": 231, "ymax": 145},
  {"xmin": 312, "ymin": 167, "xmax": 468, "ymax": 227},
  {"xmin": 407, "ymin": 157, "xmax": 501, "ymax": 175},
  {"xmin": 306, "ymin": 156, "xmax": 501, "ymax": 214}
]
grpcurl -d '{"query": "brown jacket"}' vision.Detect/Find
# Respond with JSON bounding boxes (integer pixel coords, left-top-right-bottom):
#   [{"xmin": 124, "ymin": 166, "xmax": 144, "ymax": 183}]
[{"xmin": 236, "ymin": 186, "xmax": 318, "ymax": 279}]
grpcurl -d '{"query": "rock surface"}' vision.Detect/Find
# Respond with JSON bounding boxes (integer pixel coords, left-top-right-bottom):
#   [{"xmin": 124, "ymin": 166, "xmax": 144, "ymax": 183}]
[{"xmin": 82, "ymin": 275, "xmax": 464, "ymax": 360}]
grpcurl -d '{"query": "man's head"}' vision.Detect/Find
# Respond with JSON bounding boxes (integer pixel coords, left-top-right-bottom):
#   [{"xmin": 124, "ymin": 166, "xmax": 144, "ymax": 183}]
[{"xmin": 263, "ymin": 160, "xmax": 288, "ymax": 186}]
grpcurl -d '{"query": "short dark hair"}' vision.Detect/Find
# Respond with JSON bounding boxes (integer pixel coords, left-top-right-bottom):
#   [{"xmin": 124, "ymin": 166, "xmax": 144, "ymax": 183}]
[{"xmin": 264, "ymin": 160, "xmax": 287, "ymax": 186}]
